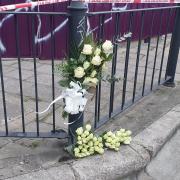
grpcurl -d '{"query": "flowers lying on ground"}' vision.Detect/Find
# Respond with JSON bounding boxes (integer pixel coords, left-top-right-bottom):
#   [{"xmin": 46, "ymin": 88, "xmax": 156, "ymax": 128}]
[
  {"xmin": 103, "ymin": 131, "xmax": 121, "ymax": 151},
  {"xmin": 116, "ymin": 129, "xmax": 132, "ymax": 145},
  {"xmin": 71, "ymin": 124, "xmax": 132, "ymax": 158},
  {"xmin": 74, "ymin": 124, "xmax": 104, "ymax": 158},
  {"xmin": 56, "ymin": 35, "xmax": 114, "ymax": 89},
  {"xmin": 103, "ymin": 129, "xmax": 132, "ymax": 151}
]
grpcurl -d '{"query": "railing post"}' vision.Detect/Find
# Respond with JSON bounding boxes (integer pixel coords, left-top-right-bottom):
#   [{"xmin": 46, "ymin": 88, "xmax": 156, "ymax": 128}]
[
  {"xmin": 165, "ymin": 6, "xmax": 180, "ymax": 87},
  {"xmin": 68, "ymin": 1, "xmax": 87, "ymax": 145}
]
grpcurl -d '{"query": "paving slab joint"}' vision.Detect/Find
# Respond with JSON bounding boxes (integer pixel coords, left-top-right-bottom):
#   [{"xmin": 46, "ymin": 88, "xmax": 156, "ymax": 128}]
[
  {"xmin": 68, "ymin": 163, "xmax": 81, "ymax": 180},
  {"xmin": 144, "ymin": 168, "xmax": 155, "ymax": 179}
]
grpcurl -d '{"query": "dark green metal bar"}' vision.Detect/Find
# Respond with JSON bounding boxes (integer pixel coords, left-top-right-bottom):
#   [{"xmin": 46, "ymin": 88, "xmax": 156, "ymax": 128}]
[
  {"xmin": 68, "ymin": 1, "xmax": 87, "ymax": 145},
  {"xmin": 87, "ymin": 6, "xmax": 179, "ymax": 16},
  {"xmin": 165, "ymin": 7, "xmax": 180, "ymax": 87}
]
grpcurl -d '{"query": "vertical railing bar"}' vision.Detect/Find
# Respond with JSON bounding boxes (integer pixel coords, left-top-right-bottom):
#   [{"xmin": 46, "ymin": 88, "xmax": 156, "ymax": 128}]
[
  {"xmin": 158, "ymin": 9, "xmax": 172, "ymax": 84},
  {"xmin": 150, "ymin": 10, "xmax": 163, "ymax": 90},
  {"xmin": 15, "ymin": 14, "xmax": 25, "ymax": 133},
  {"xmin": 142, "ymin": 11, "xmax": 155, "ymax": 96},
  {"xmin": 32, "ymin": 15, "xmax": 39, "ymax": 136},
  {"xmin": 121, "ymin": 12, "xmax": 133, "ymax": 110},
  {"xmin": 165, "ymin": 8, "xmax": 179, "ymax": 81},
  {"xmin": 97, "ymin": 14, "xmax": 105, "ymax": 124},
  {"xmin": 94, "ymin": 14, "xmax": 104, "ymax": 129},
  {"xmin": 0, "ymin": 57, "xmax": 8, "ymax": 135},
  {"xmin": 94, "ymin": 84, "xmax": 99, "ymax": 128},
  {"xmin": 109, "ymin": 13, "xmax": 120, "ymax": 118},
  {"xmin": 132, "ymin": 11, "xmax": 145, "ymax": 103},
  {"xmin": 50, "ymin": 15, "xmax": 56, "ymax": 133}
]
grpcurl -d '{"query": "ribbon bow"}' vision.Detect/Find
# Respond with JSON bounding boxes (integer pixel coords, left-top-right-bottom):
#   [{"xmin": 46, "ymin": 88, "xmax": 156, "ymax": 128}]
[{"xmin": 37, "ymin": 81, "xmax": 87, "ymax": 115}]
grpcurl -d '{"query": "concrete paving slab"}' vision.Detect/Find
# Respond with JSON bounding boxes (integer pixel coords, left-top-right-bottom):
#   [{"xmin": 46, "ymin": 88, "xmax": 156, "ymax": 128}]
[
  {"xmin": 4, "ymin": 69, "xmax": 34, "ymax": 81},
  {"xmin": 7, "ymin": 170, "xmax": 53, "ymax": 180},
  {"xmin": 133, "ymin": 106, "xmax": 180, "ymax": 157},
  {"xmin": 2, "ymin": 60, "xmax": 17, "ymax": 67},
  {"xmin": 70, "ymin": 144, "xmax": 149, "ymax": 180},
  {"xmin": 146, "ymin": 130, "xmax": 180, "ymax": 180},
  {"xmin": 46, "ymin": 165, "xmax": 75, "ymax": 180}
]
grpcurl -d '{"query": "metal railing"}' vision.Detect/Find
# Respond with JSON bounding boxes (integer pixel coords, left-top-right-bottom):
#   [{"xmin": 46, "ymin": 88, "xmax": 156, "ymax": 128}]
[
  {"xmin": 86, "ymin": 5, "xmax": 180, "ymax": 130},
  {"xmin": 0, "ymin": 3, "xmax": 179, "ymax": 144},
  {"xmin": 0, "ymin": 11, "xmax": 70, "ymax": 138}
]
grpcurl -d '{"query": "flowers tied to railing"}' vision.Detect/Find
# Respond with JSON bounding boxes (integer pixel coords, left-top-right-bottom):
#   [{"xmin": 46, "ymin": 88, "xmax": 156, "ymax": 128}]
[{"xmin": 38, "ymin": 33, "xmax": 132, "ymax": 119}]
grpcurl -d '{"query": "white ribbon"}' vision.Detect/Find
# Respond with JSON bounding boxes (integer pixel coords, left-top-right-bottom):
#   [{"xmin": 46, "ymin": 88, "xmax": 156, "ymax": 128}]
[{"xmin": 37, "ymin": 81, "xmax": 87, "ymax": 115}]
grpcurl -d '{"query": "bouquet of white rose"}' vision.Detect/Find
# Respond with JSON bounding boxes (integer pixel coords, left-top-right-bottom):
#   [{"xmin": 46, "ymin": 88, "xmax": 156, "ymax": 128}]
[
  {"xmin": 56, "ymin": 35, "xmax": 114, "ymax": 90},
  {"xmin": 38, "ymin": 33, "xmax": 131, "ymax": 118},
  {"xmin": 66, "ymin": 124, "xmax": 132, "ymax": 158}
]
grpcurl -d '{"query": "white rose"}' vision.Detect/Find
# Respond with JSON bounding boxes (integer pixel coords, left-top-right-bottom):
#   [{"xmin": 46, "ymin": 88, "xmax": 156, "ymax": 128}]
[
  {"xmin": 98, "ymin": 148, "xmax": 104, "ymax": 154},
  {"xmin": 90, "ymin": 78, "xmax": 98, "ymax": 85},
  {"xmin": 76, "ymin": 127, "xmax": 83, "ymax": 135},
  {"xmin": 83, "ymin": 77, "xmax": 91, "ymax": 85},
  {"xmin": 125, "ymin": 130, "xmax": 132, "ymax": 136},
  {"xmin": 74, "ymin": 67, "xmax": 85, "ymax": 78},
  {"xmin": 102, "ymin": 40, "xmax": 113, "ymax": 53},
  {"xmin": 82, "ymin": 44, "xmax": 93, "ymax": 55},
  {"xmin": 83, "ymin": 77, "xmax": 98, "ymax": 86},
  {"xmin": 123, "ymin": 140, "xmax": 131, "ymax": 145},
  {"xmin": 90, "ymin": 70, "xmax": 97, "ymax": 77},
  {"xmin": 74, "ymin": 148, "xmax": 80, "ymax": 153},
  {"xmin": 83, "ymin": 61, "xmax": 90, "ymax": 70},
  {"xmin": 91, "ymin": 55, "xmax": 102, "ymax": 66},
  {"xmin": 85, "ymin": 124, "xmax": 92, "ymax": 131},
  {"xmin": 94, "ymin": 48, "xmax": 101, "ymax": 56},
  {"xmin": 102, "ymin": 62, "xmax": 108, "ymax": 71}
]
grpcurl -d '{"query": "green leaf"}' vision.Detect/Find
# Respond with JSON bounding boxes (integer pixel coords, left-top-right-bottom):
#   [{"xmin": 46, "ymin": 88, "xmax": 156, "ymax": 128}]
[
  {"xmin": 64, "ymin": 145, "xmax": 75, "ymax": 157},
  {"xmin": 79, "ymin": 54, "xmax": 86, "ymax": 62},
  {"xmin": 70, "ymin": 40, "xmax": 81, "ymax": 59},
  {"xmin": 107, "ymin": 53, "xmax": 113, "ymax": 61},
  {"xmin": 62, "ymin": 110, "xmax": 69, "ymax": 119},
  {"xmin": 59, "ymin": 80, "xmax": 70, "ymax": 87}
]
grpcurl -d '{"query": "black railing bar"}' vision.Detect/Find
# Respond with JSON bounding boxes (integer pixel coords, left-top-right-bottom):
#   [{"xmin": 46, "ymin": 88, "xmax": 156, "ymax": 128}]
[
  {"xmin": 165, "ymin": 8, "xmax": 179, "ymax": 81},
  {"xmin": 97, "ymin": 83, "xmax": 101, "ymax": 123},
  {"xmin": 121, "ymin": 12, "xmax": 133, "ymax": 110},
  {"xmin": 32, "ymin": 15, "xmax": 40, "ymax": 136},
  {"xmin": 97, "ymin": 14, "xmax": 105, "ymax": 42},
  {"xmin": 97, "ymin": 15, "xmax": 105, "ymax": 123},
  {"xmin": 50, "ymin": 15, "xmax": 56, "ymax": 133},
  {"xmin": 95, "ymin": 76, "xmax": 171, "ymax": 129},
  {"xmin": 0, "ymin": 57, "xmax": 8, "ymax": 135},
  {"xmin": 87, "ymin": 6, "xmax": 180, "ymax": 16},
  {"xmin": 94, "ymin": 14, "xmax": 104, "ymax": 129},
  {"xmin": 15, "ymin": 15, "xmax": 25, "ymax": 133},
  {"xmin": 158, "ymin": 9, "xmax": 173, "ymax": 84},
  {"xmin": 0, "ymin": 131, "xmax": 68, "ymax": 138},
  {"xmin": 132, "ymin": 11, "xmax": 145, "ymax": 103},
  {"xmin": 109, "ymin": 13, "xmax": 120, "ymax": 118},
  {"xmin": 94, "ymin": 84, "xmax": 99, "ymax": 129},
  {"xmin": 0, "ymin": 11, "xmax": 70, "ymax": 16},
  {"xmin": 142, "ymin": 11, "xmax": 155, "ymax": 96},
  {"xmin": 150, "ymin": 10, "xmax": 163, "ymax": 90}
]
